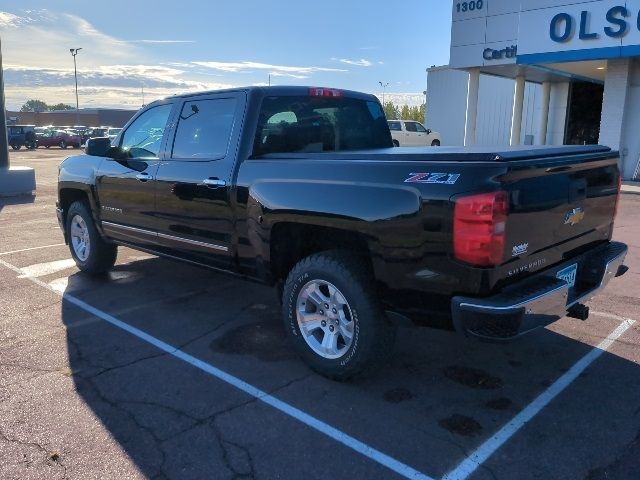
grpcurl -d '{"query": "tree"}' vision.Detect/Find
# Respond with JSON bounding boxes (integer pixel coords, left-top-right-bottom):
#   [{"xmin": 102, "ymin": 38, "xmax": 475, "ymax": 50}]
[
  {"xmin": 20, "ymin": 99, "xmax": 48, "ymax": 113},
  {"xmin": 383, "ymin": 102, "xmax": 426, "ymax": 123},
  {"xmin": 383, "ymin": 101, "xmax": 400, "ymax": 120},
  {"xmin": 48, "ymin": 103, "xmax": 75, "ymax": 111},
  {"xmin": 400, "ymin": 104, "xmax": 411, "ymax": 121}
]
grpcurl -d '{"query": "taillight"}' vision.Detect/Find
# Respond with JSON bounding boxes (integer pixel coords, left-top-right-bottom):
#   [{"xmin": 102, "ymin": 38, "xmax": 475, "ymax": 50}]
[
  {"xmin": 309, "ymin": 87, "xmax": 344, "ymax": 98},
  {"xmin": 614, "ymin": 174, "xmax": 622, "ymax": 220},
  {"xmin": 454, "ymin": 191, "xmax": 508, "ymax": 267}
]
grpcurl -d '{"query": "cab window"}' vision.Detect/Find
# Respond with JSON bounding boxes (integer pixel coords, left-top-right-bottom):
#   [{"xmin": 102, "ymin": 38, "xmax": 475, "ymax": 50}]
[
  {"xmin": 414, "ymin": 122, "xmax": 427, "ymax": 133},
  {"xmin": 404, "ymin": 122, "xmax": 418, "ymax": 133},
  {"xmin": 171, "ymin": 98, "xmax": 237, "ymax": 160},
  {"xmin": 253, "ymin": 95, "xmax": 391, "ymax": 156},
  {"xmin": 120, "ymin": 104, "xmax": 173, "ymax": 159}
]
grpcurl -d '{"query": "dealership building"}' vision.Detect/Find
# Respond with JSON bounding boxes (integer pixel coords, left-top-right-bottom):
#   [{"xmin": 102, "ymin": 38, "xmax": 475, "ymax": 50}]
[{"xmin": 427, "ymin": 0, "xmax": 640, "ymax": 179}]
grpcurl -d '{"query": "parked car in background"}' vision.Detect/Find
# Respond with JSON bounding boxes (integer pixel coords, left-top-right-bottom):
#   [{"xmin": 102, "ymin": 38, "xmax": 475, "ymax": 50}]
[
  {"xmin": 106, "ymin": 127, "xmax": 122, "ymax": 143},
  {"xmin": 388, "ymin": 120, "xmax": 441, "ymax": 147},
  {"xmin": 37, "ymin": 129, "xmax": 82, "ymax": 149},
  {"xmin": 7, "ymin": 125, "xmax": 37, "ymax": 150},
  {"xmin": 86, "ymin": 127, "xmax": 109, "ymax": 139}
]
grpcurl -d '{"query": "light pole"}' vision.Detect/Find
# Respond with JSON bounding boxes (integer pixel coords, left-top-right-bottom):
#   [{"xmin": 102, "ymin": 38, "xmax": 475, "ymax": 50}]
[
  {"xmin": 423, "ymin": 89, "xmax": 428, "ymax": 124},
  {"xmin": 379, "ymin": 81, "xmax": 389, "ymax": 106},
  {"xmin": 70, "ymin": 48, "xmax": 82, "ymax": 125}
]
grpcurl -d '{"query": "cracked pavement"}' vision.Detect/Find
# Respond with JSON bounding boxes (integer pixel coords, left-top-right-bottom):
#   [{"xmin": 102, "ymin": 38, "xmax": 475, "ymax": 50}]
[{"xmin": 1, "ymin": 149, "xmax": 639, "ymax": 480}]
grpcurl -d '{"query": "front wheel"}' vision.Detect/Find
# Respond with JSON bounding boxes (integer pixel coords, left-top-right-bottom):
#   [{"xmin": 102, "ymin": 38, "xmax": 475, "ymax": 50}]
[
  {"xmin": 66, "ymin": 201, "xmax": 117, "ymax": 275},
  {"xmin": 283, "ymin": 251, "xmax": 396, "ymax": 380},
  {"xmin": 11, "ymin": 144, "xmax": 20, "ymax": 150},
  {"xmin": 431, "ymin": 140, "xmax": 441, "ymax": 147},
  {"xmin": 60, "ymin": 141, "xmax": 67, "ymax": 149}
]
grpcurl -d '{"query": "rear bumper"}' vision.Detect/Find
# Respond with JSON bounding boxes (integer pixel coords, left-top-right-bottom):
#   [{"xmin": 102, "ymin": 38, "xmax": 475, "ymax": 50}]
[{"xmin": 451, "ymin": 241, "xmax": 628, "ymax": 340}]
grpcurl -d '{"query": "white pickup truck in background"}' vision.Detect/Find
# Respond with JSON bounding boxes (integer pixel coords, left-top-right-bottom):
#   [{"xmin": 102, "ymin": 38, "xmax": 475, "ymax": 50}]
[{"xmin": 388, "ymin": 120, "xmax": 441, "ymax": 147}]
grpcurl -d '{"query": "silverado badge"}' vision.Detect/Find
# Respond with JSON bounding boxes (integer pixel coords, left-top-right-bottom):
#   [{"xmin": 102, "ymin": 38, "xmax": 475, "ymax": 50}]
[{"xmin": 564, "ymin": 207, "xmax": 585, "ymax": 226}]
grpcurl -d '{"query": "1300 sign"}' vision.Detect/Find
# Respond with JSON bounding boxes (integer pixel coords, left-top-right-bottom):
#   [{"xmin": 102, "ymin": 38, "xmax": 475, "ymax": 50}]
[{"xmin": 456, "ymin": 1, "xmax": 484, "ymax": 13}]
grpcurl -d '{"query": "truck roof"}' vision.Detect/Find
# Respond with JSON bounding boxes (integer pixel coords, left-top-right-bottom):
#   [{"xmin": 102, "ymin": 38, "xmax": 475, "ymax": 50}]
[{"xmin": 162, "ymin": 85, "xmax": 379, "ymax": 103}]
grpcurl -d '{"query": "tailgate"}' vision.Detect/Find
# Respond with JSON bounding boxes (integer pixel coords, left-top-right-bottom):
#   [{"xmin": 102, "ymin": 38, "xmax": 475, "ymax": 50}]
[{"xmin": 498, "ymin": 151, "xmax": 620, "ymax": 282}]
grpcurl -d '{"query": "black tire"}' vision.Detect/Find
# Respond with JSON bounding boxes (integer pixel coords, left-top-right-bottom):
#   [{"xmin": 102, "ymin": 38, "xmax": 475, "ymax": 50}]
[
  {"xmin": 392, "ymin": 140, "xmax": 400, "ymax": 147},
  {"xmin": 45, "ymin": 145, "xmax": 51, "ymax": 149},
  {"xmin": 11, "ymin": 144, "xmax": 20, "ymax": 150},
  {"xmin": 60, "ymin": 140, "xmax": 67, "ymax": 149},
  {"xmin": 431, "ymin": 140, "xmax": 441, "ymax": 147},
  {"xmin": 66, "ymin": 201, "xmax": 117, "ymax": 275},
  {"xmin": 283, "ymin": 250, "xmax": 396, "ymax": 380}
]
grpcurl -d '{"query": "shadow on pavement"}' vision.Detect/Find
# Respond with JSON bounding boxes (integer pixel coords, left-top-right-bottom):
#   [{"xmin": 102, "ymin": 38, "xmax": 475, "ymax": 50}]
[
  {"xmin": 0, "ymin": 193, "xmax": 35, "ymax": 213},
  {"xmin": 59, "ymin": 256, "xmax": 640, "ymax": 480}
]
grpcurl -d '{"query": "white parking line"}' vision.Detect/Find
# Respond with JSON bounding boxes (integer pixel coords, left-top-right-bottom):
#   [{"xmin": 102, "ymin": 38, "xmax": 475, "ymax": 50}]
[
  {"xmin": 18, "ymin": 259, "xmax": 77, "ymax": 278},
  {"xmin": 442, "ymin": 316, "xmax": 635, "ymax": 480},
  {"xmin": 0, "ymin": 243, "xmax": 66, "ymax": 256},
  {"xmin": 0, "ymin": 258, "xmax": 435, "ymax": 480}
]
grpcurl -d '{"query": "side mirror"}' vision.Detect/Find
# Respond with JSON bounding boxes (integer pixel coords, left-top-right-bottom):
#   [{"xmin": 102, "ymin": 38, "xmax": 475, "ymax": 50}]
[
  {"xmin": 426, "ymin": 129, "xmax": 432, "ymax": 135},
  {"xmin": 104, "ymin": 146, "xmax": 129, "ymax": 161},
  {"xmin": 85, "ymin": 137, "xmax": 112, "ymax": 157}
]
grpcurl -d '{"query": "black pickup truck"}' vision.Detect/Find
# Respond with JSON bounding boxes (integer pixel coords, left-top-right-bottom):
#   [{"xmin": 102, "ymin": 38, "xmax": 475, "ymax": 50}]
[{"xmin": 56, "ymin": 86, "xmax": 627, "ymax": 379}]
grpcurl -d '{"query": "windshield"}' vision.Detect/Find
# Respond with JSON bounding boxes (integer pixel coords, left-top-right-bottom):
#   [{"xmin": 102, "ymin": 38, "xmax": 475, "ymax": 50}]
[
  {"xmin": 253, "ymin": 95, "xmax": 392, "ymax": 156},
  {"xmin": 108, "ymin": 128, "xmax": 122, "ymax": 136}
]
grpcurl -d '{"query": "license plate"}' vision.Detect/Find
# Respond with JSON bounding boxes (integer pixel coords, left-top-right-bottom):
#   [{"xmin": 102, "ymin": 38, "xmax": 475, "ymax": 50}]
[{"xmin": 557, "ymin": 264, "xmax": 578, "ymax": 288}]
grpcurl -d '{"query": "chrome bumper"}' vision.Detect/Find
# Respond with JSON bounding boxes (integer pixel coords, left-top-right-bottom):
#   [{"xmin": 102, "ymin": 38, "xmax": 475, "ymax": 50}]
[{"xmin": 451, "ymin": 242, "xmax": 628, "ymax": 340}]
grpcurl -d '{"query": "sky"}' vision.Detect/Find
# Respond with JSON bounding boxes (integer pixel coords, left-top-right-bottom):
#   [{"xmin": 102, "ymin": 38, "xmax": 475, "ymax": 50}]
[{"xmin": 0, "ymin": 1, "xmax": 452, "ymax": 111}]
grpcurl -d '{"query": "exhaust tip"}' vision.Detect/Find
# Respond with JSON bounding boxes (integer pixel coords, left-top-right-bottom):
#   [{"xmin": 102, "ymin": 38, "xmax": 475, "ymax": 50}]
[
  {"xmin": 568, "ymin": 303, "xmax": 590, "ymax": 321},
  {"xmin": 616, "ymin": 265, "xmax": 629, "ymax": 278}
]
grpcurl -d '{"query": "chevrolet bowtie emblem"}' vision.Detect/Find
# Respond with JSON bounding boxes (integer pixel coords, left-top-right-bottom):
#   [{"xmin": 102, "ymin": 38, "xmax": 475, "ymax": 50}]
[{"xmin": 564, "ymin": 207, "xmax": 585, "ymax": 226}]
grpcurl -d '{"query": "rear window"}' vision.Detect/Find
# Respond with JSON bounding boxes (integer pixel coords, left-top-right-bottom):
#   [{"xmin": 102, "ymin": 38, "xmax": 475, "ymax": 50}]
[
  {"xmin": 253, "ymin": 95, "xmax": 392, "ymax": 156},
  {"xmin": 388, "ymin": 121, "xmax": 402, "ymax": 131}
]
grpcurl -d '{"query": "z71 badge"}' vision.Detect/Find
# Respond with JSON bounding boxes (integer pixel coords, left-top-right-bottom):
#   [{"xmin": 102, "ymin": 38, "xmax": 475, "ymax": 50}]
[{"xmin": 404, "ymin": 173, "xmax": 461, "ymax": 185}]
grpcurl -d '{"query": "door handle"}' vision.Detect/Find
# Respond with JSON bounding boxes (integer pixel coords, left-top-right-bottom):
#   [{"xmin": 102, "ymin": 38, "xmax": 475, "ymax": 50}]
[
  {"xmin": 135, "ymin": 172, "xmax": 151, "ymax": 182},
  {"xmin": 202, "ymin": 178, "xmax": 227, "ymax": 188}
]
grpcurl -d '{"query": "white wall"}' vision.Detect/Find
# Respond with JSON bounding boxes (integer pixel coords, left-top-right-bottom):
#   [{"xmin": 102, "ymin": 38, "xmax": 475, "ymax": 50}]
[
  {"xmin": 425, "ymin": 68, "xmax": 469, "ymax": 146},
  {"xmin": 547, "ymin": 82, "xmax": 570, "ymax": 145},
  {"xmin": 427, "ymin": 67, "xmax": 543, "ymax": 147},
  {"xmin": 597, "ymin": 57, "xmax": 640, "ymax": 178}
]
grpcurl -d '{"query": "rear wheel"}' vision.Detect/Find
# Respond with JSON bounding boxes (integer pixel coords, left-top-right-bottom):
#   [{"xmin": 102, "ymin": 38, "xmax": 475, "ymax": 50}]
[
  {"xmin": 66, "ymin": 201, "xmax": 117, "ymax": 275},
  {"xmin": 11, "ymin": 144, "xmax": 20, "ymax": 150},
  {"xmin": 392, "ymin": 140, "xmax": 400, "ymax": 147},
  {"xmin": 60, "ymin": 140, "xmax": 67, "ymax": 149},
  {"xmin": 283, "ymin": 251, "xmax": 396, "ymax": 380},
  {"xmin": 45, "ymin": 145, "xmax": 51, "ymax": 149},
  {"xmin": 431, "ymin": 140, "xmax": 441, "ymax": 147}
]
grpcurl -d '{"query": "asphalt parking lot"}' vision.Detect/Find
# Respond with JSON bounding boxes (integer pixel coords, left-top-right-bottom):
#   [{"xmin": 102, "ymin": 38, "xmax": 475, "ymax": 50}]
[{"xmin": 1, "ymin": 148, "xmax": 639, "ymax": 480}]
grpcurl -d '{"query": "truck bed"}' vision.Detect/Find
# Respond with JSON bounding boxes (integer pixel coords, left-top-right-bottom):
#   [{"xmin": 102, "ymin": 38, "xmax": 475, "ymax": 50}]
[{"xmin": 255, "ymin": 145, "xmax": 615, "ymax": 163}]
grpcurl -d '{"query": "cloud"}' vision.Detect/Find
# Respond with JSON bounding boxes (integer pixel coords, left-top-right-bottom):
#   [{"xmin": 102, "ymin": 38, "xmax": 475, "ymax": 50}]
[
  {"xmin": 128, "ymin": 40, "xmax": 196, "ymax": 44},
  {"xmin": 192, "ymin": 61, "xmax": 347, "ymax": 79},
  {"xmin": 0, "ymin": 11, "xmax": 33, "ymax": 27},
  {"xmin": 1, "ymin": 10, "xmax": 139, "ymax": 68},
  {"xmin": 334, "ymin": 58, "xmax": 373, "ymax": 67},
  {"xmin": 3, "ymin": 64, "xmax": 233, "ymax": 109},
  {"xmin": 373, "ymin": 93, "xmax": 425, "ymax": 108}
]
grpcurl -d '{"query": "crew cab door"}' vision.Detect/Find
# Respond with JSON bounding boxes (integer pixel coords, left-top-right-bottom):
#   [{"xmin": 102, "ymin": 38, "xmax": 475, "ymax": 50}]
[
  {"xmin": 153, "ymin": 92, "xmax": 246, "ymax": 269},
  {"xmin": 404, "ymin": 121, "xmax": 425, "ymax": 146},
  {"xmin": 96, "ymin": 102, "xmax": 174, "ymax": 249}
]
